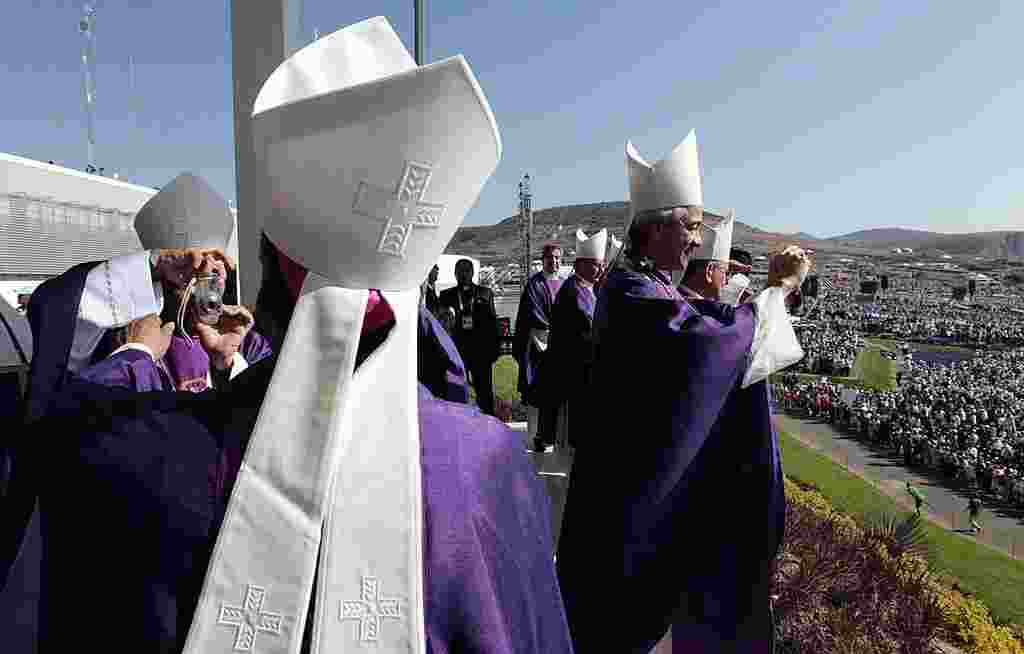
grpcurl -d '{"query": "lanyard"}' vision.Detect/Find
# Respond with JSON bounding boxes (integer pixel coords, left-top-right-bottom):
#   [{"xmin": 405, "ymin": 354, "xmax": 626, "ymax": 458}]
[{"xmin": 456, "ymin": 285, "xmax": 476, "ymax": 315}]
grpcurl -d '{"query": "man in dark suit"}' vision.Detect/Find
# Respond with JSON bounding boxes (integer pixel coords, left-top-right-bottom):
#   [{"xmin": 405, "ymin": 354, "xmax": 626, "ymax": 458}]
[{"xmin": 439, "ymin": 258, "xmax": 500, "ymax": 415}]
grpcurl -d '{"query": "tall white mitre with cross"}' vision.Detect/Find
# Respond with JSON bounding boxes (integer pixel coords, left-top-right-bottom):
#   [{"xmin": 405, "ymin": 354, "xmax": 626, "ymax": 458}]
[
  {"xmin": 183, "ymin": 16, "xmax": 501, "ymax": 654},
  {"xmin": 626, "ymin": 129, "xmax": 703, "ymax": 220}
]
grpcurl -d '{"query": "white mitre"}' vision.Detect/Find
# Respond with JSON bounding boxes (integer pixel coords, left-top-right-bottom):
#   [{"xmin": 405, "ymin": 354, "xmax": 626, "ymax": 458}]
[
  {"xmin": 604, "ymin": 234, "xmax": 623, "ymax": 267},
  {"xmin": 576, "ymin": 228, "xmax": 608, "ymax": 261},
  {"xmin": 250, "ymin": 16, "xmax": 499, "ymax": 290},
  {"xmin": 134, "ymin": 172, "xmax": 234, "ymax": 250},
  {"xmin": 184, "ymin": 17, "xmax": 500, "ymax": 654},
  {"xmin": 691, "ymin": 209, "xmax": 735, "ymax": 263},
  {"xmin": 626, "ymin": 129, "xmax": 702, "ymax": 218}
]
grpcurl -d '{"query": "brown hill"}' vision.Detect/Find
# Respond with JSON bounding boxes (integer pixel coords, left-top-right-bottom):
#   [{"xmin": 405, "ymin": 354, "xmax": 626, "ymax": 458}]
[
  {"xmin": 829, "ymin": 228, "xmax": 1024, "ymax": 260},
  {"xmin": 449, "ymin": 203, "xmax": 1024, "ymax": 264},
  {"xmin": 447, "ymin": 202, "xmax": 843, "ymax": 264}
]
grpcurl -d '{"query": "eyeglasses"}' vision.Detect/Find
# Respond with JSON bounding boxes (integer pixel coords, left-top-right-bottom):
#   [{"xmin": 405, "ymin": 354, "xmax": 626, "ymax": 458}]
[{"xmin": 679, "ymin": 219, "xmax": 705, "ymax": 236}]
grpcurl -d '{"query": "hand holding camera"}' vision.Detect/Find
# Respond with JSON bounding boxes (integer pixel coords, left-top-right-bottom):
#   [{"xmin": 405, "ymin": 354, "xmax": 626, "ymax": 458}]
[{"xmin": 194, "ymin": 305, "xmax": 254, "ymax": 371}]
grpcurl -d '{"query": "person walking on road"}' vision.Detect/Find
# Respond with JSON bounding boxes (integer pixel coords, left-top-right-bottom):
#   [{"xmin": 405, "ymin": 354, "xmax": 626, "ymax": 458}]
[
  {"xmin": 967, "ymin": 495, "xmax": 983, "ymax": 534},
  {"xmin": 906, "ymin": 481, "xmax": 929, "ymax": 517}
]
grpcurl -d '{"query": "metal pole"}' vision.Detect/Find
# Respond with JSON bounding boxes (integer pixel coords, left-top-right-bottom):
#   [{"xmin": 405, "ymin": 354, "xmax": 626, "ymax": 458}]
[
  {"xmin": 80, "ymin": 4, "xmax": 98, "ymax": 171},
  {"xmin": 414, "ymin": 0, "xmax": 425, "ymax": 65}
]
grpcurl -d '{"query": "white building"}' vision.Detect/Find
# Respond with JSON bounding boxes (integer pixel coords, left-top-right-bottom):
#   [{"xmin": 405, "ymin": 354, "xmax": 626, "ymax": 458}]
[
  {"xmin": 1, "ymin": 151, "xmax": 241, "ymax": 293},
  {"xmin": 0, "ymin": 152, "xmax": 156, "ymax": 282}
]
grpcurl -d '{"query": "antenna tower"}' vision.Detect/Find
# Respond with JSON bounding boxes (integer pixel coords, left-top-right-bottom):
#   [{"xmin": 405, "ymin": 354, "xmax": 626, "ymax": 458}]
[
  {"xmin": 79, "ymin": 4, "xmax": 98, "ymax": 171},
  {"xmin": 518, "ymin": 174, "xmax": 533, "ymax": 291}
]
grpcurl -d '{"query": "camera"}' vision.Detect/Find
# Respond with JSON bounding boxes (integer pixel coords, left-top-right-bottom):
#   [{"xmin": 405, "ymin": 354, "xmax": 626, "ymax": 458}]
[{"xmin": 191, "ymin": 272, "xmax": 225, "ymax": 325}]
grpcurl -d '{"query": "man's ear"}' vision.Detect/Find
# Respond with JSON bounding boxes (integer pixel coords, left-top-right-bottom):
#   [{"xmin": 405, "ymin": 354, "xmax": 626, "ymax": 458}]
[{"xmin": 704, "ymin": 263, "xmax": 716, "ymax": 285}]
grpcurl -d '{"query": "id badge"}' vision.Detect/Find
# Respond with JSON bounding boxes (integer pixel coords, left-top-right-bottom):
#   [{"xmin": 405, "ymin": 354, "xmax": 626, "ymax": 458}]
[{"xmin": 462, "ymin": 315, "xmax": 474, "ymax": 330}]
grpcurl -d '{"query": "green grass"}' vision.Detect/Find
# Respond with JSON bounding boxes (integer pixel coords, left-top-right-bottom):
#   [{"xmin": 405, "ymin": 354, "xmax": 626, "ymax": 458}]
[
  {"xmin": 779, "ymin": 429, "xmax": 1024, "ymax": 627},
  {"xmin": 852, "ymin": 346, "xmax": 898, "ymax": 391},
  {"xmin": 863, "ymin": 337, "xmax": 901, "ymax": 352},
  {"xmin": 865, "ymin": 336, "xmax": 974, "ymax": 354}
]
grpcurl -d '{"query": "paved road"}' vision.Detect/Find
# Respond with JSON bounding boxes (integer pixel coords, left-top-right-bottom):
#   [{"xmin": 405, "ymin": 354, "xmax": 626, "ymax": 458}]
[{"xmin": 774, "ymin": 412, "xmax": 1024, "ymax": 559}]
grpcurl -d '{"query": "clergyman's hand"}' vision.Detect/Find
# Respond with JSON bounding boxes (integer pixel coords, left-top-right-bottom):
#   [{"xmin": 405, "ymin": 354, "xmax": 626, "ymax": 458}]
[
  {"xmin": 151, "ymin": 248, "xmax": 234, "ymax": 289},
  {"xmin": 126, "ymin": 314, "xmax": 174, "ymax": 360},
  {"xmin": 768, "ymin": 245, "xmax": 812, "ymax": 292},
  {"xmin": 194, "ymin": 305, "xmax": 253, "ymax": 370}
]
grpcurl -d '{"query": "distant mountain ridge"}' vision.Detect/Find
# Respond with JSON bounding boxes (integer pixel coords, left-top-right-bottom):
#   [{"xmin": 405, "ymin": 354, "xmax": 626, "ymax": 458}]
[
  {"xmin": 829, "ymin": 227, "xmax": 1024, "ymax": 259},
  {"xmin": 447, "ymin": 203, "xmax": 1023, "ymax": 262},
  {"xmin": 827, "ymin": 228, "xmax": 940, "ymax": 243}
]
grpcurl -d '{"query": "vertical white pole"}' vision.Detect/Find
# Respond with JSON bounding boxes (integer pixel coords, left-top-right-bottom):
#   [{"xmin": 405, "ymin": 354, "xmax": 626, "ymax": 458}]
[{"xmin": 229, "ymin": 0, "xmax": 302, "ymax": 306}]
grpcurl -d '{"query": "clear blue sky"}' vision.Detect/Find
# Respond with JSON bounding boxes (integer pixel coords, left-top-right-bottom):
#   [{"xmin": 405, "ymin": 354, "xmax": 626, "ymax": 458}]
[{"xmin": 3, "ymin": 0, "xmax": 1023, "ymax": 237}]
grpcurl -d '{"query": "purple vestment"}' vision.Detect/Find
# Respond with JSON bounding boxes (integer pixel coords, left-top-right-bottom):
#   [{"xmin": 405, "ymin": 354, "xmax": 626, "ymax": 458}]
[
  {"xmin": 417, "ymin": 304, "xmax": 470, "ymax": 404},
  {"xmin": 0, "ymin": 260, "xmax": 273, "ymax": 654},
  {"xmin": 512, "ymin": 271, "xmax": 564, "ymax": 406},
  {"xmin": 80, "ymin": 331, "xmax": 274, "ymax": 393},
  {"xmin": 556, "ymin": 265, "xmax": 785, "ymax": 654},
  {"xmin": 531, "ymin": 275, "xmax": 596, "ymax": 445},
  {"xmin": 21, "ymin": 322, "xmax": 573, "ymax": 652}
]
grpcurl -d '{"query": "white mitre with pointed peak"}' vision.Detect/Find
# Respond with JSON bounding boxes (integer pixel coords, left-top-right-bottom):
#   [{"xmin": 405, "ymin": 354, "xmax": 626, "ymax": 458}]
[
  {"xmin": 252, "ymin": 15, "xmax": 502, "ymax": 291},
  {"xmin": 134, "ymin": 173, "xmax": 234, "ymax": 251},
  {"xmin": 604, "ymin": 234, "xmax": 623, "ymax": 267},
  {"xmin": 575, "ymin": 228, "xmax": 608, "ymax": 261},
  {"xmin": 627, "ymin": 129, "xmax": 703, "ymax": 216},
  {"xmin": 692, "ymin": 208, "xmax": 735, "ymax": 263}
]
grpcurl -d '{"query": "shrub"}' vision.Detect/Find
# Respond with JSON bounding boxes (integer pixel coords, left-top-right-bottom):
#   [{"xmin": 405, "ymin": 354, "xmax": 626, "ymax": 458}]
[
  {"xmin": 863, "ymin": 511, "xmax": 933, "ymax": 563},
  {"xmin": 936, "ymin": 589, "xmax": 1024, "ymax": 654},
  {"xmin": 778, "ymin": 479, "xmax": 1024, "ymax": 653}
]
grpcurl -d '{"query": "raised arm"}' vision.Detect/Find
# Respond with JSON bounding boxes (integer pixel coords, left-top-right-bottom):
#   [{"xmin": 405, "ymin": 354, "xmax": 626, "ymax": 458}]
[{"xmin": 742, "ymin": 245, "xmax": 811, "ymax": 388}]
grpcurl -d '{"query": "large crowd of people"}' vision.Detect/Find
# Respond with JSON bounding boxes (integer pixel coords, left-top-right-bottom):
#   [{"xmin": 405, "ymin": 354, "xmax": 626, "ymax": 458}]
[
  {"xmin": 790, "ymin": 323, "xmax": 861, "ymax": 376},
  {"xmin": 804, "ymin": 287, "xmax": 1024, "ymax": 347},
  {"xmin": 775, "ymin": 296, "xmax": 1024, "ymax": 509}
]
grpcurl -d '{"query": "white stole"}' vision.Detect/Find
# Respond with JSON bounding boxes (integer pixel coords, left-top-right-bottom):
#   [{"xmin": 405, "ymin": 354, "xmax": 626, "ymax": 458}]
[
  {"xmin": 71, "ymin": 251, "xmax": 163, "ymax": 372},
  {"xmin": 743, "ymin": 285, "xmax": 805, "ymax": 388},
  {"xmin": 183, "ymin": 279, "xmax": 425, "ymax": 654},
  {"xmin": 311, "ymin": 288, "xmax": 424, "ymax": 652}
]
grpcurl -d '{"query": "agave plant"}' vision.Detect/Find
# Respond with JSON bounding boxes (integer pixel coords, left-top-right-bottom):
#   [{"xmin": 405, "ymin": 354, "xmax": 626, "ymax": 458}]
[{"xmin": 863, "ymin": 511, "xmax": 933, "ymax": 562}]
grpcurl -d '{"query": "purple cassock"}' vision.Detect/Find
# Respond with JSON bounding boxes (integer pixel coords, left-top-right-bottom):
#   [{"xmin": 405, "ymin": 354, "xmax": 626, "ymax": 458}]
[
  {"xmin": 512, "ymin": 271, "xmax": 564, "ymax": 406},
  {"xmin": 531, "ymin": 275, "xmax": 597, "ymax": 447},
  {"xmin": 1, "ymin": 261, "xmax": 102, "ymax": 654},
  {"xmin": 0, "ymin": 260, "xmax": 274, "ymax": 654},
  {"xmin": 77, "ymin": 331, "xmax": 273, "ymax": 393},
  {"xmin": 11, "ymin": 304, "xmax": 573, "ymax": 652},
  {"xmin": 556, "ymin": 265, "xmax": 785, "ymax": 654},
  {"xmin": 417, "ymin": 303, "xmax": 470, "ymax": 404}
]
